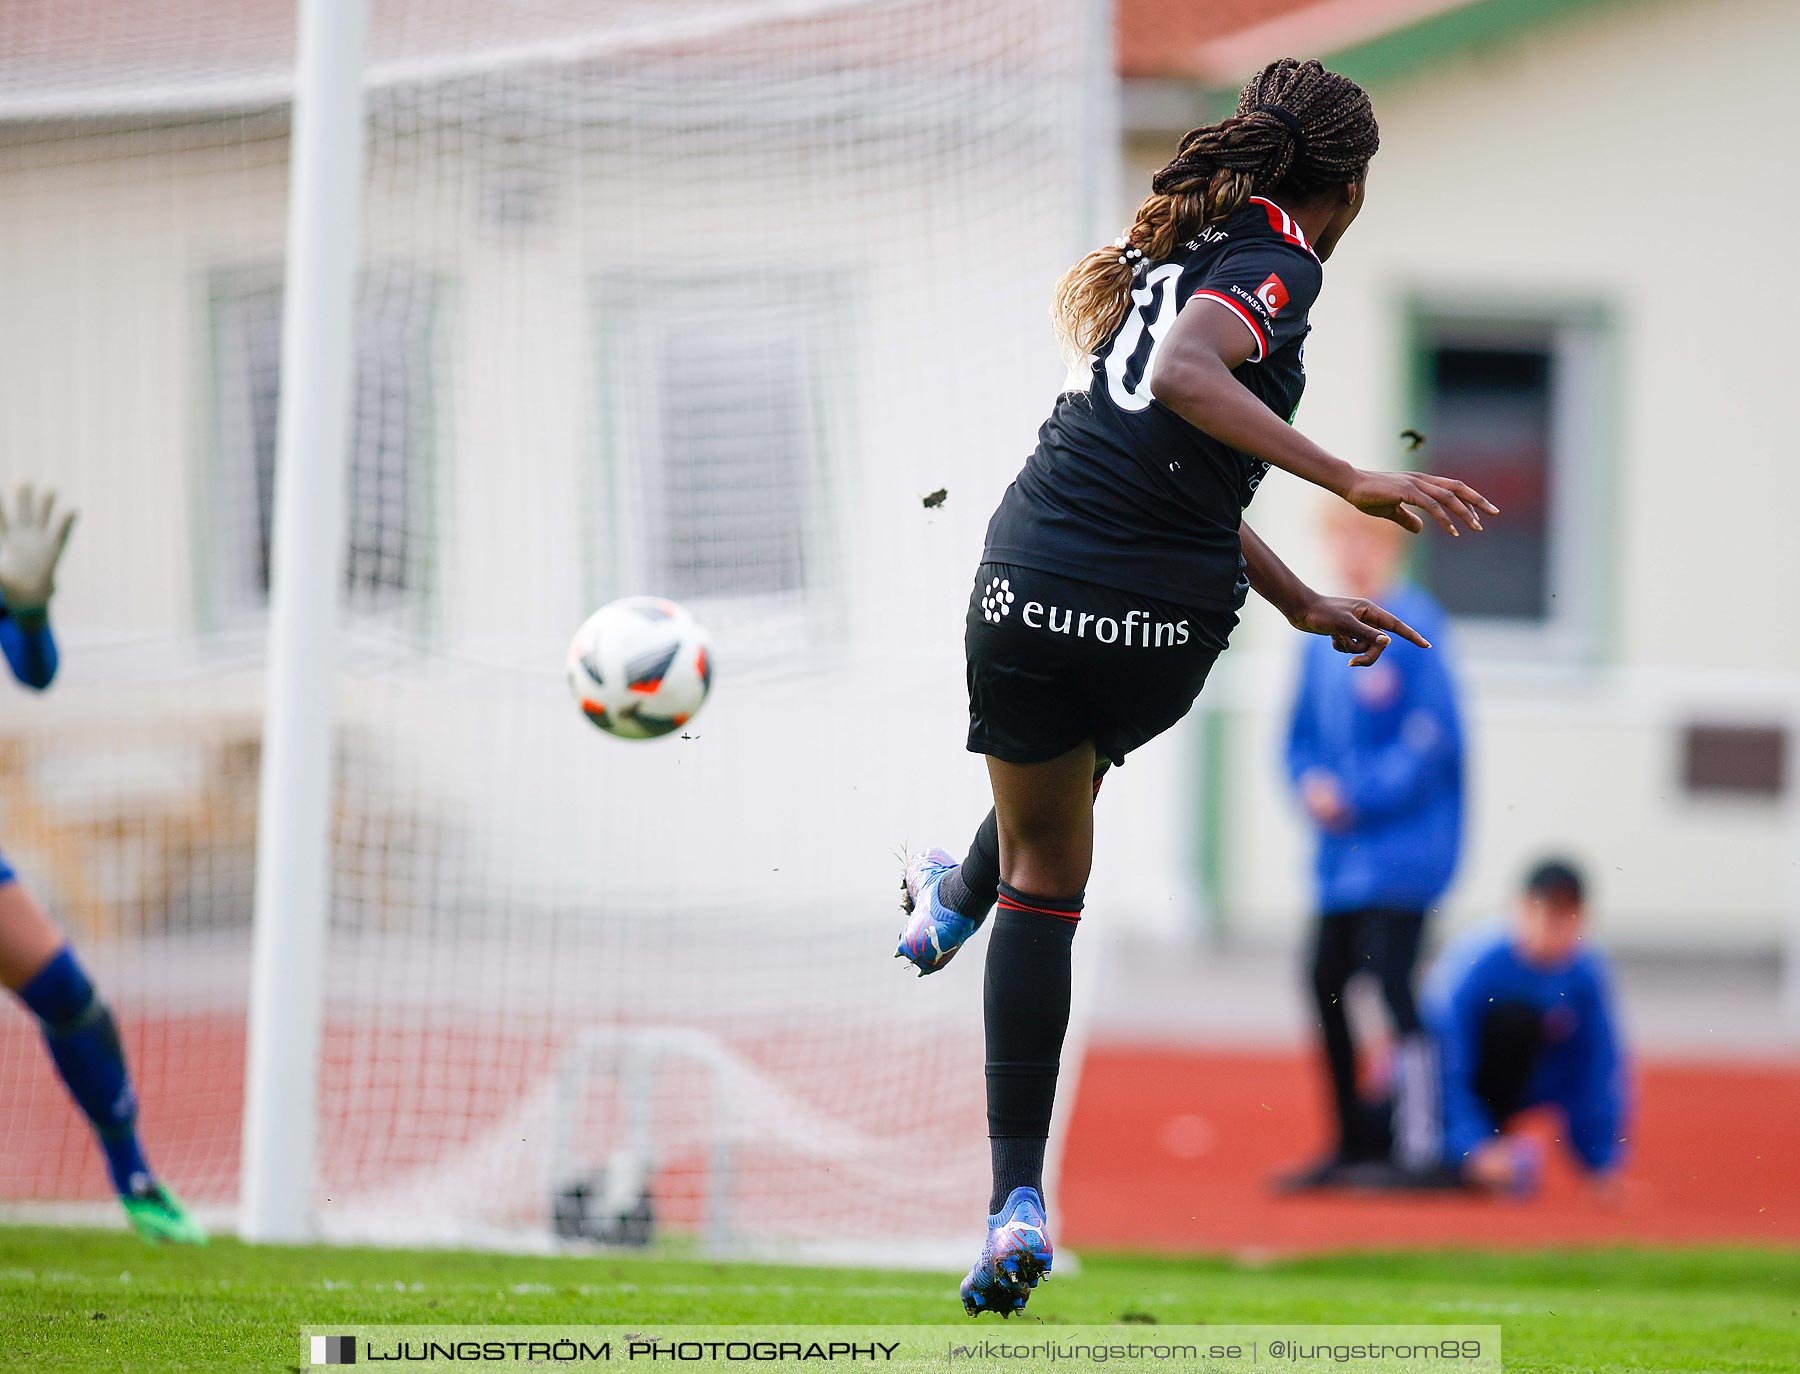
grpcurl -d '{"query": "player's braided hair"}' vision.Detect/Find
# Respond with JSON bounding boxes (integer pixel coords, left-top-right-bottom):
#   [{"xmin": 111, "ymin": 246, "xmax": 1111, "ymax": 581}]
[{"xmin": 1052, "ymin": 58, "xmax": 1379, "ymax": 362}]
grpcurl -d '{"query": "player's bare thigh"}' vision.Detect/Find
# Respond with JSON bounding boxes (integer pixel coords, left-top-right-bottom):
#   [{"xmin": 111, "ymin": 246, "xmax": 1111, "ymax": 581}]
[
  {"xmin": 0, "ymin": 879, "xmax": 65, "ymax": 990},
  {"xmin": 986, "ymin": 741, "xmax": 1098, "ymax": 900}
]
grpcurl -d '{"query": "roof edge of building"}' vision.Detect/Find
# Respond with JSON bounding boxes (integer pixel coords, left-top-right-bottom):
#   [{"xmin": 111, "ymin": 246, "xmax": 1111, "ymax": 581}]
[{"xmin": 1124, "ymin": 0, "xmax": 1629, "ymax": 131}]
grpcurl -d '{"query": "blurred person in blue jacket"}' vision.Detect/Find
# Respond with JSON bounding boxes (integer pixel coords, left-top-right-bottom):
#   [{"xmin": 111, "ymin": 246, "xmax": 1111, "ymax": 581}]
[
  {"xmin": 1414, "ymin": 858, "xmax": 1628, "ymax": 1199},
  {"xmin": 1280, "ymin": 505, "xmax": 1464, "ymax": 1187}
]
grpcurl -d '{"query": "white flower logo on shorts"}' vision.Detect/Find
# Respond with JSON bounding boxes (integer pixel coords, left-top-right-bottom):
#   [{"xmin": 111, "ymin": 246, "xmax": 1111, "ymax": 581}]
[{"xmin": 981, "ymin": 576, "xmax": 1016, "ymax": 624}]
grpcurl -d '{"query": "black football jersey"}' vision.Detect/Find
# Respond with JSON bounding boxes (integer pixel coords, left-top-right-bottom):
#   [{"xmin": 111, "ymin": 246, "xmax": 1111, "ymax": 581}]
[{"xmin": 983, "ymin": 196, "xmax": 1324, "ymax": 609}]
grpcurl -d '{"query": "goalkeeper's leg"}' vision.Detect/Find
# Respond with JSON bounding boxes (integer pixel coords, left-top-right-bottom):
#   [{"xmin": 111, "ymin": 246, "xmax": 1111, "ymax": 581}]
[
  {"xmin": 959, "ymin": 743, "xmax": 1092, "ymax": 1316},
  {"xmin": 0, "ymin": 875, "xmax": 207, "ymax": 1245}
]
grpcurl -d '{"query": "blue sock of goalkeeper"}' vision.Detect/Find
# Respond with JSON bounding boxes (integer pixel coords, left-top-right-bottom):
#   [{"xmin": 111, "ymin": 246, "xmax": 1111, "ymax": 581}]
[{"xmin": 16, "ymin": 945, "xmax": 154, "ymax": 1197}]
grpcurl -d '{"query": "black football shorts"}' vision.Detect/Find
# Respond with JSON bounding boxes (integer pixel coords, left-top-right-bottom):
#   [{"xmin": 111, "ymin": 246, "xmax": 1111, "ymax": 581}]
[{"xmin": 965, "ymin": 562, "xmax": 1236, "ymax": 766}]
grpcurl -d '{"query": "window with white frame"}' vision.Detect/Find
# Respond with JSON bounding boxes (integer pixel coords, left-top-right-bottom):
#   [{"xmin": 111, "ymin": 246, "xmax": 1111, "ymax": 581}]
[
  {"xmin": 591, "ymin": 270, "xmax": 843, "ymax": 651},
  {"xmin": 209, "ymin": 268, "xmax": 436, "ymax": 624},
  {"xmin": 1409, "ymin": 308, "xmax": 1609, "ymax": 660}
]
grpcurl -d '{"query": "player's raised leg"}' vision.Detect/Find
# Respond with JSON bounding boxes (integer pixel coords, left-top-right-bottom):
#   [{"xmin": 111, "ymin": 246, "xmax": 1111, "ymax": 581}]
[
  {"xmin": 959, "ymin": 742, "xmax": 1093, "ymax": 1316},
  {"xmin": 898, "ymin": 763, "xmax": 1109, "ymax": 976},
  {"xmin": 0, "ymin": 881, "xmax": 207, "ymax": 1245}
]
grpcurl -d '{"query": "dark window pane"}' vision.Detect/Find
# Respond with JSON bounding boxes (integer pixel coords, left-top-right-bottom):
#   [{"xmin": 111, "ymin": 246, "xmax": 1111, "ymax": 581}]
[
  {"xmin": 1682, "ymin": 724, "xmax": 1788, "ymax": 798},
  {"xmin": 237, "ymin": 280, "xmax": 424, "ymax": 609},
  {"xmin": 651, "ymin": 327, "xmax": 808, "ymax": 600},
  {"xmin": 238, "ymin": 289, "xmax": 284, "ymax": 597},
  {"xmin": 1419, "ymin": 340, "xmax": 1552, "ymax": 620}
]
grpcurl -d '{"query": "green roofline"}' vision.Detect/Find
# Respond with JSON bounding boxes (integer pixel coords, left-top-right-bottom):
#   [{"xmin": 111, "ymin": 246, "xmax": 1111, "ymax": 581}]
[
  {"xmin": 1178, "ymin": 0, "xmax": 1632, "ymax": 114},
  {"xmin": 1325, "ymin": 0, "xmax": 1632, "ymax": 89}
]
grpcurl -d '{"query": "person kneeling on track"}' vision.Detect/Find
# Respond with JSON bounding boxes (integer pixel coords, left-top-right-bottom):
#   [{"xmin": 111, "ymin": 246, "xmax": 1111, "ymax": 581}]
[{"xmin": 1350, "ymin": 858, "xmax": 1630, "ymax": 1201}]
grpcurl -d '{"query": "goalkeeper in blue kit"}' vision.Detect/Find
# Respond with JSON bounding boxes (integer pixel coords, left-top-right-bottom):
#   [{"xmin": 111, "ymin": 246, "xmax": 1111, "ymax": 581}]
[{"xmin": 0, "ymin": 485, "xmax": 206, "ymax": 1243}]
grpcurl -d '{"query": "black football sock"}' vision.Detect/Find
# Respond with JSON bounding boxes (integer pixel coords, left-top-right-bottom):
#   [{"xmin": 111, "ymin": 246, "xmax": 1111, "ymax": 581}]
[
  {"xmin": 985, "ymin": 881, "xmax": 1081, "ymax": 1212},
  {"xmin": 937, "ymin": 810, "xmax": 1000, "ymax": 921},
  {"xmin": 988, "ymin": 1136, "xmax": 1047, "ymax": 1214}
]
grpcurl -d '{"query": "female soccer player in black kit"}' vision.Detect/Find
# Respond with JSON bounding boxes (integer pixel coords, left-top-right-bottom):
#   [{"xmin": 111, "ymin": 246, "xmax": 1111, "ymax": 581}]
[{"xmin": 894, "ymin": 59, "xmax": 1496, "ymax": 1316}]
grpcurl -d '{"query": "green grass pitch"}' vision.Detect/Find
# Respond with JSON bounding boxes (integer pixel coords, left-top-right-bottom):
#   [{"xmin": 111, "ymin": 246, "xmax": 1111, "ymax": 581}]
[{"xmin": 2, "ymin": 1226, "xmax": 1796, "ymax": 1372}]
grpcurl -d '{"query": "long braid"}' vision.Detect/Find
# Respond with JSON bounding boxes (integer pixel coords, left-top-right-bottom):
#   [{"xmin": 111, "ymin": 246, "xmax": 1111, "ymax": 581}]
[{"xmin": 1052, "ymin": 58, "xmax": 1380, "ymax": 363}]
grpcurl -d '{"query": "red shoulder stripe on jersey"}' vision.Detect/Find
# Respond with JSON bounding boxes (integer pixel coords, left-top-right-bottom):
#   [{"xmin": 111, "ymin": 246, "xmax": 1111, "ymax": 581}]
[
  {"xmin": 1190, "ymin": 290, "xmax": 1267, "ymax": 362},
  {"xmin": 1248, "ymin": 195, "xmax": 1318, "ymax": 260}
]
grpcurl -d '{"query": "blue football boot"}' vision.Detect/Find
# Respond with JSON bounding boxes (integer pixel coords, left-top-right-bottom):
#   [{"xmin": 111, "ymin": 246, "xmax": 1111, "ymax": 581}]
[
  {"xmin": 960, "ymin": 1186, "xmax": 1053, "ymax": 1317},
  {"xmin": 896, "ymin": 847, "xmax": 982, "ymax": 975}
]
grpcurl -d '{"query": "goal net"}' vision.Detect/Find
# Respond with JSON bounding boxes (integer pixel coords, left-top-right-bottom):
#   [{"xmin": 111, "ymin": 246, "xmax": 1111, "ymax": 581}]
[{"xmin": 0, "ymin": 0, "xmax": 1113, "ymax": 1258}]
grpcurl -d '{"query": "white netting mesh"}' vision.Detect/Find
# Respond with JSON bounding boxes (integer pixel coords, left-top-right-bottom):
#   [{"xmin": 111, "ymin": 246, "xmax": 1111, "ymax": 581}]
[{"xmin": 0, "ymin": 0, "xmax": 1109, "ymax": 1256}]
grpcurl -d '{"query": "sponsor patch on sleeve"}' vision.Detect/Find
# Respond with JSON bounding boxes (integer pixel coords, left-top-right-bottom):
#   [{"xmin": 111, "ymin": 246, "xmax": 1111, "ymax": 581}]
[{"xmin": 1254, "ymin": 273, "xmax": 1290, "ymax": 316}]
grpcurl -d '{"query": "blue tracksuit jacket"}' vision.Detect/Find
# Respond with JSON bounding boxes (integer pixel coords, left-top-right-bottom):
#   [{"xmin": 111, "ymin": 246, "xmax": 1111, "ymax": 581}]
[
  {"xmin": 1423, "ymin": 925, "xmax": 1629, "ymax": 1174},
  {"xmin": 1284, "ymin": 583, "xmax": 1464, "ymax": 913}
]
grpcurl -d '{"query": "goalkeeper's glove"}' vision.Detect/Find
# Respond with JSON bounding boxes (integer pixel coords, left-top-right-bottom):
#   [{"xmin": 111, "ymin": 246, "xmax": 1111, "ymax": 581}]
[{"xmin": 0, "ymin": 484, "xmax": 77, "ymax": 618}]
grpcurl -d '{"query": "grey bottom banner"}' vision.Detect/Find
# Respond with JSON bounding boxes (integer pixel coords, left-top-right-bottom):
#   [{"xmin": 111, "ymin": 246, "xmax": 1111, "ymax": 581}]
[{"xmin": 301, "ymin": 1323, "xmax": 1501, "ymax": 1372}]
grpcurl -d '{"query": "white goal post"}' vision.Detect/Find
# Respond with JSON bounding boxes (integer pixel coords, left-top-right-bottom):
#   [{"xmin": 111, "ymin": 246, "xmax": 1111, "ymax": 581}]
[{"xmin": 240, "ymin": 0, "xmax": 370, "ymax": 1245}]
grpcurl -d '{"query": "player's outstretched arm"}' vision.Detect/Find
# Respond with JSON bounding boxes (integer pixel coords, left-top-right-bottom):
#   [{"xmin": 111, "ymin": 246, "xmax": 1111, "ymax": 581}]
[
  {"xmin": 1240, "ymin": 520, "xmax": 1427, "ymax": 667},
  {"xmin": 1151, "ymin": 306, "xmax": 1497, "ymax": 536},
  {"xmin": 0, "ymin": 484, "xmax": 75, "ymax": 689}
]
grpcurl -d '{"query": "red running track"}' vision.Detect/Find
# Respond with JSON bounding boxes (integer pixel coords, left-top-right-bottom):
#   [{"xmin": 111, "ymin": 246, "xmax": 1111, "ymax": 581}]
[
  {"xmin": 5, "ymin": 1006, "xmax": 1798, "ymax": 1254},
  {"xmin": 1059, "ymin": 1046, "xmax": 1800, "ymax": 1253}
]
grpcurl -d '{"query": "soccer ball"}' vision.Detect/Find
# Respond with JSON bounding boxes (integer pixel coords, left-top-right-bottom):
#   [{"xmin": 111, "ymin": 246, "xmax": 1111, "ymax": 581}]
[{"xmin": 566, "ymin": 597, "xmax": 713, "ymax": 739}]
